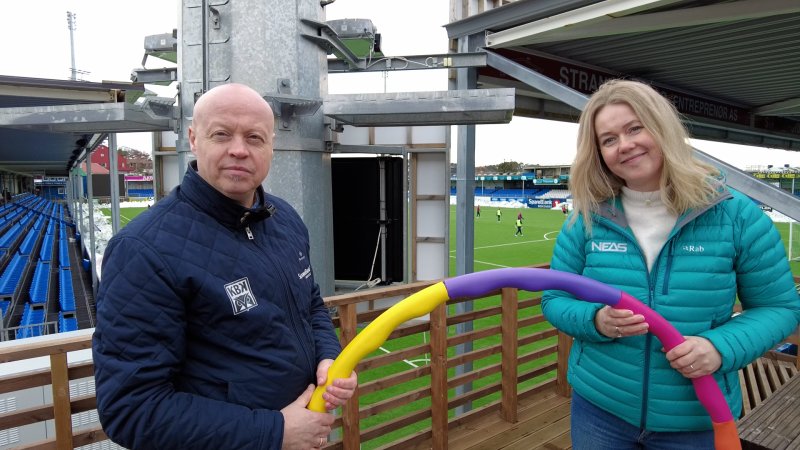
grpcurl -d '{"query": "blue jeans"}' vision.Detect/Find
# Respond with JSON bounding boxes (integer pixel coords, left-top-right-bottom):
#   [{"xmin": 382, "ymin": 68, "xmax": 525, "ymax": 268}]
[{"xmin": 571, "ymin": 392, "xmax": 714, "ymax": 450}]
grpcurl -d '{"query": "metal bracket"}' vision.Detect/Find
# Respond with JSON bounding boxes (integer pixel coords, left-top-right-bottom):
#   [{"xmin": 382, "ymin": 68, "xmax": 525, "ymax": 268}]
[
  {"xmin": 264, "ymin": 80, "xmax": 323, "ymax": 131},
  {"xmin": 299, "ymin": 18, "xmax": 365, "ymax": 70}
]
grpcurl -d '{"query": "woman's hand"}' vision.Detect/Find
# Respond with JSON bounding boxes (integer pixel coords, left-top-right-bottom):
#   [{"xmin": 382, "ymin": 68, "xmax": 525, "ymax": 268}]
[
  {"xmin": 665, "ymin": 336, "xmax": 722, "ymax": 378},
  {"xmin": 594, "ymin": 305, "xmax": 649, "ymax": 339}
]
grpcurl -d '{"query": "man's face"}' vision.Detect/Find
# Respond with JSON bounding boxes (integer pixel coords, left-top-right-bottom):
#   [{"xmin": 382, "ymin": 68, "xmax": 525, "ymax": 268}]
[{"xmin": 189, "ymin": 86, "xmax": 274, "ymax": 207}]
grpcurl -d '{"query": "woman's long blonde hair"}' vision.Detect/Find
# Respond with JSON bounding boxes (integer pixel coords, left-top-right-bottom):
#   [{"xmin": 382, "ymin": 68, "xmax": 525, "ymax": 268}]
[{"xmin": 569, "ymin": 79, "xmax": 721, "ymax": 232}]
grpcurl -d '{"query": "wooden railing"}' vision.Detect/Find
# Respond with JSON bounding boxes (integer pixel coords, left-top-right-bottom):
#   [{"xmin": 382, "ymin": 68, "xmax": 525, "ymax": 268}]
[
  {"xmin": 0, "ymin": 268, "xmax": 568, "ymax": 449},
  {"xmin": 1, "ymin": 274, "xmax": 798, "ymax": 449}
]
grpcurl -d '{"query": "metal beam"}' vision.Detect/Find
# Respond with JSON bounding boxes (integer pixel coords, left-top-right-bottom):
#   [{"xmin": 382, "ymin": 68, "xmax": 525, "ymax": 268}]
[
  {"xmin": 755, "ymin": 97, "xmax": 800, "ymax": 116},
  {"xmin": 131, "ymin": 67, "xmax": 178, "ymax": 84},
  {"xmin": 695, "ymin": 149, "xmax": 800, "ymax": 221},
  {"xmin": 0, "ymin": 102, "xmax": 173, "ymax": 133},
  {"xmin": 484, "ymin": 49, "xmax": 588, "ymax": 111},
  {"xmin": 327, "ymin": 52, "xmax": 487, "ymax": 73},
  {"xmin": 332, "ymin": 144, "xmax": 405, "ymax": 155},
  {"xmin": 324, "ymin": 88, "xmax": 515, "ymax": 127},
  {"xmin": 445, "ymin": 0, "xmax": 589, "ymax": 40}
]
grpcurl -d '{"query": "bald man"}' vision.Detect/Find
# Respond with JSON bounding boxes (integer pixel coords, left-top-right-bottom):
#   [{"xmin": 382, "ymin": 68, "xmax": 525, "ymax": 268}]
[{"xmin": 93, "ymin": 84, "xmax": 356, "ymax": 450}]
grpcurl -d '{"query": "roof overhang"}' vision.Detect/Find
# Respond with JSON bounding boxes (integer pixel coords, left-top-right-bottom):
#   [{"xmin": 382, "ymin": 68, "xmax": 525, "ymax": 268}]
[
  {"xmin": 324, "ymin": 88, "xmax": 515, "ymax": 126},
  {"xmin": 445, "ymin": 0, "xmax": 800, "ymax": 150},
  {"xmin": 0, "ymin": 76, "xmax": 172, "ymax": 176}
]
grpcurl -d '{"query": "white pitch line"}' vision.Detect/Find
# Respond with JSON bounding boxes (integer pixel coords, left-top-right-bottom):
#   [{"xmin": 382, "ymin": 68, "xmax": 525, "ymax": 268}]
[
  {"xmin": 543, "ymin": 231, "xmax": 560, "ymax": 240},
  {"xmin": 475, "ymin": 259, "xmax": 510, "ymax": 268},
  {"xmin": 378, "ymin": 346, "xmax": 419, "ymax": 368},
  {"xmin": 450, "ymin": 235, "xmax": 556, "ymax": 252},
  {"xmin": 447, "ymin": 254, "xmax": 511, "ymax": 268}
]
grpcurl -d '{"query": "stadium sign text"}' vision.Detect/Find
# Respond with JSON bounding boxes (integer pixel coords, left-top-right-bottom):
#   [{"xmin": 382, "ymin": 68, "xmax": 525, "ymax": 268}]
[
  {"xmin": 492, "ymin": 50, "xmax": 750, "ymax": 126},
  {"xmin": 526, "ymin": 198, "xmax": 556, "ymax": 209}
]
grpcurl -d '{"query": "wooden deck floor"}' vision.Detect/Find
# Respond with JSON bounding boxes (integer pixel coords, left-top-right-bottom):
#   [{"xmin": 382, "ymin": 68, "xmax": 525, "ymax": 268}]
[
  {"xmin": 391, "ymin": 356, "xmax": 797, "ymax": 450},
  {"xmin": 450, "ymin": 389, "xmax": 572, "ymax": 450},
  {"xmin": 405, "ymin": 386, "xmax": 573, "ymax": 450}
]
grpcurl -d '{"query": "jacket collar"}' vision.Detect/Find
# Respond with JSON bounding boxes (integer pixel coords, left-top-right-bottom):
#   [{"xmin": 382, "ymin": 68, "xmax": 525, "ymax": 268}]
[
  {"xmin": 179, "ymin": 161, "xmax": 275, "ymax": 229},
  {"xmin": 596, "ymin": 184, "xmax": 733, "ymax": 230}
]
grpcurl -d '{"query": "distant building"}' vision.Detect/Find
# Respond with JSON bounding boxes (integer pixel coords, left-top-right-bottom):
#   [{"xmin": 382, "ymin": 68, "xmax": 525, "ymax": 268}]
[
  {"xmin": 90, "ymin": 145, "xmax": 133, "ymax": 173},
  {"xmin": 119, "ymin": 146, "xmax": 154, "ymax": 175}
]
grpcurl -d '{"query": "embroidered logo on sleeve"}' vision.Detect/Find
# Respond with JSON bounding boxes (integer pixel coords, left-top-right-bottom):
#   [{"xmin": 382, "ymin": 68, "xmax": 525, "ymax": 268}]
[
  {"xmin": 225, "ymin": 277, "xmax": 258, "ymax": 315},
  {"xmin": 298, "ymin": 265, "xmax": 312, "ymax": 280}
]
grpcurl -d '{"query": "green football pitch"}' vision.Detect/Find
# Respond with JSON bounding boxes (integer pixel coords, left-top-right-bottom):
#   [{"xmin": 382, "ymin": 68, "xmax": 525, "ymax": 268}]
[
  {"xmin": 106, "ymin": 203, "xmax": 800, "ymax": 277},
  {"xmin": 452, "ymin": 205, "xmax": 800, "ymax": 277},
  {"xmin": 450, "ymin": 206, "xmax": 565, "ymax": 273}
]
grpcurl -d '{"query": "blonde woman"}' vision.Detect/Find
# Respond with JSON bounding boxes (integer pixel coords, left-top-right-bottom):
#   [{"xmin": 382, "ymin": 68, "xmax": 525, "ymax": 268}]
[{"xmin": 542, "ymin": 79, "xmax": 800, "ymax": 449}]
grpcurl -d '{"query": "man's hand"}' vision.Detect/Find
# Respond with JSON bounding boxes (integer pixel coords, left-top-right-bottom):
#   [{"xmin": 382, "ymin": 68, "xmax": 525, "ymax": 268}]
[
  {"xmin": 281, "ymin": 385, "xmax": 334, "ymax": 449},
  {"xmin": 316, "ymin": 359, "xmax": 358, "ymax": 411}
]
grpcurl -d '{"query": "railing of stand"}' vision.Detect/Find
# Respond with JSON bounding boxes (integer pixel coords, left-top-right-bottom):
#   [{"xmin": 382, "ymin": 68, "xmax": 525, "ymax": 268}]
[{"xmin": 0, "ymin": 263, "xmax": 568, "ymax": 449}]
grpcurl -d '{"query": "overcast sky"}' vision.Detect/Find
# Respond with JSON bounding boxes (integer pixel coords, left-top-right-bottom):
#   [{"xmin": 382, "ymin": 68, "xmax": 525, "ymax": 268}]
[{"xmin": 5, "ymin": 0, "xmax": 799, "ymax": 170}]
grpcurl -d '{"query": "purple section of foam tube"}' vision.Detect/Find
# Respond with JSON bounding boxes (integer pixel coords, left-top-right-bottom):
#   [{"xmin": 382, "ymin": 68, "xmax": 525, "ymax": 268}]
[{"xmin": 443, "ymin": 268, "xmax": 622, "ymax": 305}]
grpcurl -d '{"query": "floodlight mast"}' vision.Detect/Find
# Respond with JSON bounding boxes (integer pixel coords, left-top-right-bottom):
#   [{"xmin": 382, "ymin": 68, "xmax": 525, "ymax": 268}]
[{"xmin": 67, "ymin": 11, "xmax": 77, "ymax": 81}]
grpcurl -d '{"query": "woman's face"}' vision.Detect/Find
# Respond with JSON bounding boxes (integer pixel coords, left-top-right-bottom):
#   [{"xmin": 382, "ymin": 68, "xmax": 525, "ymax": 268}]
[{"xmin": 595, "ymin": 103, "xmax": 663, "ymax": 192}]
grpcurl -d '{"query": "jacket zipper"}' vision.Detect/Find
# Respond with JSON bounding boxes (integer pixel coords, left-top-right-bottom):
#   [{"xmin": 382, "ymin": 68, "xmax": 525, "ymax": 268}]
[
  {"xmin": 640, "ymin": 251, "xmax": 658, "ymax": 429},
  {"xmin": 596, "ymin": 214, "xmax": 659, "ymax": 430},
  {"xmin": 243, "ymin": 225, "xmax": 315, "ymax": 372}
]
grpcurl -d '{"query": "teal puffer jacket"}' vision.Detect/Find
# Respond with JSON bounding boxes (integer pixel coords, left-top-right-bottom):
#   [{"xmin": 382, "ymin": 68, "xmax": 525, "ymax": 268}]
[{"xmin": 542, "ymin": 187, "xmax": 800, "ymax": 432}]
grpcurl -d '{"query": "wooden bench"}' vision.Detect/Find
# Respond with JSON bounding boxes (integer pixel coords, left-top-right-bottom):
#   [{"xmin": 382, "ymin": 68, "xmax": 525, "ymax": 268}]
[
  {"xmin": 740, "ymin": 352, "xmax": 798, "ymax": 415},
  {"xmin": 738, "ymin": 363, "xmax": 800, "ymax": 449}
]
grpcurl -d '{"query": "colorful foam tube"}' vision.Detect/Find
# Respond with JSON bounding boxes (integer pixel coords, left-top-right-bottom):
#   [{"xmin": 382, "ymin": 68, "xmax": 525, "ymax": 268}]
[{"xmin": 308, "ymin": 267, "xmax": 740, "ymax": 450}]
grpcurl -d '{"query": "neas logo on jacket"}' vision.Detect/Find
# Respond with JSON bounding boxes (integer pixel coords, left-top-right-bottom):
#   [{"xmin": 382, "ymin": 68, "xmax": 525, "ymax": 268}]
[
  {"xmin": 225, "ymin": 277, "xmax": 258, "ymax": 315},
  {"xmin": 591, "ymin": 241, "xmax": 628, "ymax": 252}
]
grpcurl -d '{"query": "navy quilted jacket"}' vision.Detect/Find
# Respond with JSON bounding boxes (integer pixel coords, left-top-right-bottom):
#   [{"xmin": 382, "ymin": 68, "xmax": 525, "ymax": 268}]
[
  {"xmin": 542, "ymin": 187, "xmax": 800, "ymax": 432},
  {"xmin": 93, "ymin": 162, "xmax": 341, "ymax": 449}
]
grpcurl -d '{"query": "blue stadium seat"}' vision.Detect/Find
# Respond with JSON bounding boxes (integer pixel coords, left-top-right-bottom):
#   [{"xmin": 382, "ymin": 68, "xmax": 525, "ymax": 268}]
[
  {"xmin": 39, "ymin": 234, "xmax": 54, "ymax": 262},
  {"xmin": 18, "ymin": 229, "xmax": 38, "ymax": 256},
  {"xmin": 58, "ymin": 311, "xmax": 78, "ymax": 333},
  {"xmin": 29, "ymin": 261, "xmax": 50, "ymax": 304},
  {"xmin": 0, "ymin": 254, "xmax": 28, "ymax": 297},
  {"xmin": 16, "ymin": 303, "xmax": 45, "ymax": 339},
  {"xmin": 59, "ymin": 269, "xmax": 76, "ymax": 312},
  {"xmin": 59, "ymin": 238, "xmax": 70, "ymax": 269},
  {"xmin": 0, "ymin": 223, "xmax": 21, "ymax": 250}
]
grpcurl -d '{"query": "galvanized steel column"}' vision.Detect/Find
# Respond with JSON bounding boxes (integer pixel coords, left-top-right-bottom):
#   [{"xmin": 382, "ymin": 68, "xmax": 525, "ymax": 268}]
[{"xmin": 178, "ymin": 0, "xmax": 334, "ymax": 294}]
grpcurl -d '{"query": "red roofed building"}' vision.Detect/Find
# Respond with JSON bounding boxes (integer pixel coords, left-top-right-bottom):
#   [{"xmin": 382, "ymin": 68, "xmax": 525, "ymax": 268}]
[
  {"xmin": 81, "ymin": 162, "xmax": 110, "ymax": 175},
  {"xmin": 90, "ymin": 145, "xmax": 133, "ymax": 173}
]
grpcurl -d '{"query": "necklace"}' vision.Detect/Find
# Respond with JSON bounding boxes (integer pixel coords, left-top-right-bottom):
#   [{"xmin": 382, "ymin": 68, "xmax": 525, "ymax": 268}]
[{"xmin": 644, "ymin": 191, "xmax": 659, "ymax": 206}]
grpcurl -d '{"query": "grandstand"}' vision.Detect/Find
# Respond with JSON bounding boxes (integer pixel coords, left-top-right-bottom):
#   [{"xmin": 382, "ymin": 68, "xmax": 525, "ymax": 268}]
[
  {"xmin": 0, "ymin": 194, "xmax": 92, "ymax": 340},
  {"xmin": 450, "ymin": 164, "xmax": 572, "ymax": 207}
]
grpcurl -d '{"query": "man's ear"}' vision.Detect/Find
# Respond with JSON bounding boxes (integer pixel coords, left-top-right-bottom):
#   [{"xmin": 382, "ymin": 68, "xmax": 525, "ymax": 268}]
[{"xmin": 188, "ymin": 127, "xmax": 198, "ymax": 156}]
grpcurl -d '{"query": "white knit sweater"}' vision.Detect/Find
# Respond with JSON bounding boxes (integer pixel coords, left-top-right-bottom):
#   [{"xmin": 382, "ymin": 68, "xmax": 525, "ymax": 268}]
[{"xmin": 620, "ymin": 186, "xmax": 678, "ymax": 272}]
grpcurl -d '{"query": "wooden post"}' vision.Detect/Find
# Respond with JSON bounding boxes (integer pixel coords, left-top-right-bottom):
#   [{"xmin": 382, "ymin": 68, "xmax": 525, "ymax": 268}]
[
  {"xmin": 430, "ymin": 303, "xmax": 449, "ymax": 449},
  {"xmin": 556, "ymin": 331, "xmax": 573, "ymax": 397},
  {"xmin": 500, "ymin": 287, "xmax": 518, "ymax": 422},
  {"xmin": 50, "ymin": 353, "xmax": 73, "ymax": 450},
  {"xmin": 339, "ymin": 304, "xmax": 360, "ymax": 450}
]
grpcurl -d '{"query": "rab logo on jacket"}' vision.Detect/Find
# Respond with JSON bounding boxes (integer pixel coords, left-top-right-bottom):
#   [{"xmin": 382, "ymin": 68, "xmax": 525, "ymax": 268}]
[
  {"xmin": 591, "ymin": 241, "xmax": 628, "ymax": 252},
  {"xmin": 225, "ymin": 278, "xmax": 258, "ymax": 315}
]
